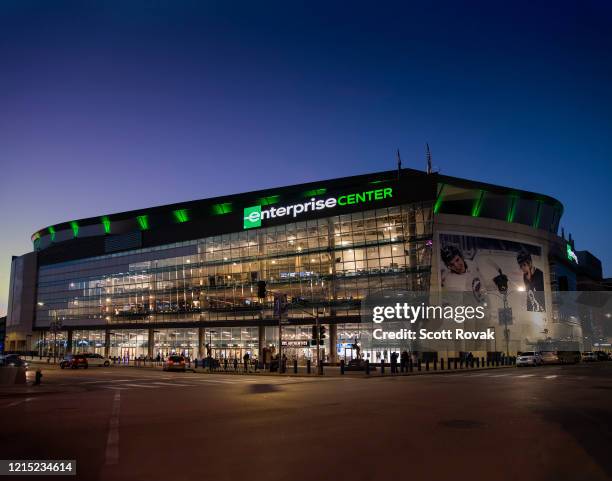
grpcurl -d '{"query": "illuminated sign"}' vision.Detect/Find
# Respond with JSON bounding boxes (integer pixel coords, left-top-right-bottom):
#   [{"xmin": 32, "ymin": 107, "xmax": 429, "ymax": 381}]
[
  {"xmin": 243, "ymin": 187, "xmax": 393, "ymax": 229},
  {"xmin": 566, "ymin": 243, "xmax": 578, "ymax": 263}
]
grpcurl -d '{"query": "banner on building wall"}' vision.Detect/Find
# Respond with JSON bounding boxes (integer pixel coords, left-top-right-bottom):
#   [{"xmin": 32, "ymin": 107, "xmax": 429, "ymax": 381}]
[{"xmin": 438, "ymin": 233, "xmax": 546, "ymax": 311}]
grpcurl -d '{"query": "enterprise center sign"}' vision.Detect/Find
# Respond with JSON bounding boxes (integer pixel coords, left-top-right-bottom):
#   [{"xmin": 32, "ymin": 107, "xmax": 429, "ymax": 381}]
[{"xmin": 243, "ymin": 187, "xmax": 393, "ymax": 229}]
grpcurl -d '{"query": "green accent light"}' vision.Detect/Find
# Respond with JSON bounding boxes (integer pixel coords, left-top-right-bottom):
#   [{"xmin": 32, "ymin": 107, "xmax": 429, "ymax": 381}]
[
  {"xmin": 136, "ymin": 215, "xmax": 149, "ymax": 230},
  {"xmin": 303, "ymin": 188, "xmax": 327, "ymax": 197},
  {"xmin": 244, "ymin": 205, "xmax": 262, "ymax": 229},
  {"xmin": 566, "ymin": 243, "xmax": 578, "ymax": 263},
  {"xmin": 532, "ymin": 201, "xmax": 542, "ymax": 228},
  {"xmin": 471, "ymin": 190, "xmax": 485, "ymax": 217},
  {"xmin": 48, "ymin": 226, "xmax": 56, "ymax": 242},
  {"xmin": 70, "ymin": 221, "xmax": 79, "ymax": 238},
  {"xmin": 506, "ymin": 195, "xmax": 518, "ymax": 223},
  {"xmin": 212, "ymin": 203, "xmax": 233, "ymax": 215},
  {"xmin": 257, "ymin": 195, "xmax": 280, "ymax": 206},
  {"xmin": 433, "ymin": 184, "xmax": 445, "ymax": 214},
  {"xmin": 173, "ymin": 209, "xmax": 190, "ymax": 223},
  {"xmin": 101, "ymin": 216, "xmax": 111, "ymax": 234}
]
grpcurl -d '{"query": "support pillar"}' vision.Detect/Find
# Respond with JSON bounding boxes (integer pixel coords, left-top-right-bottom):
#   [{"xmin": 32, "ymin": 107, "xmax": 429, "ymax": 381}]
[
  {"xmin": 258, "ymin": 325, "xmax": 265, "ymax": 359},
  {"xmin": 329, "ymin": 323, "xmax": 338, "ymax": 363},
  {"xmin": 198, "ymin": 327, "xmax": 205, "ymax": 359},
  {"xmin": 66, "ymin": 330, "xmax": 73, "ymax": 354},
  {"xmin": 147, "ymin": 328, "xmax": 154, "ymax": 359},
  {"xmin": 104, "ymin": 329, "xmax": 110, "ymax": 358}
]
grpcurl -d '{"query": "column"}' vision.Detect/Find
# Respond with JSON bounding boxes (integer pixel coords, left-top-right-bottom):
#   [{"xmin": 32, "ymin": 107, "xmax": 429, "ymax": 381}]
[
  {"xmin": 258, "ymin": 325, "xmax": 265, "ymax": 359},
  {"xmin": 198, "ymin": 327, "xmax": 205, "ymax": 359},
  {"xmin": 66, "ymin": 330, "xmax": 73, "ymax": 354},
  {"xmin": 327, "ymin": 219, "xmax": 339, "ymax": 364},
  {"xmin": 104, "ymin": 329, "xmax": 110, "ymax": 358},
  {"xmin": 147, "ymin": 328, "xmax": 154, "ymax": 359},
  {"xmin": 329, "ymin": 323, "xmax": 338, "ymax": 363}
]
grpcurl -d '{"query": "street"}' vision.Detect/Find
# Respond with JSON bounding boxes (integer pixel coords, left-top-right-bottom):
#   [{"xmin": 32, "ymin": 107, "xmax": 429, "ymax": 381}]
[{"xmin": 1, "ymin": 363, "xmax": 611, "ymax": 481}]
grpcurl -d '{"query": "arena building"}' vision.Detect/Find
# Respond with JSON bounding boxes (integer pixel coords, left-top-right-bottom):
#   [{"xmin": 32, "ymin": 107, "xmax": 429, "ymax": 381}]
[{"xmin": 6, "ymin": 167, "xmax": 598, "ymax": 362}]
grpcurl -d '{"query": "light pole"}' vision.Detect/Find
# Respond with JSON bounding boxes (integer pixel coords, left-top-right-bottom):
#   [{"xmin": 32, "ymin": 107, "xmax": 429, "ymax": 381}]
[{"xmin": 493, "ymin": 269, "xmax": 511, "ymax": 356}]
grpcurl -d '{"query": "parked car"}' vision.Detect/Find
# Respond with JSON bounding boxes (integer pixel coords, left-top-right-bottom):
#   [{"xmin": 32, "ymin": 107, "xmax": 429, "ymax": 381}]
[
  {"xmin": 540, "ymin": 351, "xmax": 561, "ymax": 365},
  {"xmin": 581, "ymin": 352, "xmax": 597, "ymax": 362},
  {"xmin": 60, "ymin": 354, "xmax": 88, "ymax": 369},
  {"xmin": 557, "ymin": 350, "xmax": 581, "ymax": 364},
  {"xmin": 0, "ymin": 354, "xmax": 27, "ymax": 368},
  {"xmin": 516, "ymin": 351, "xmax": 542, "ymax": 367},
  {"xmin": 84, "ymin": 353, "xmax": 111, "ymax": 367},
  {"xmin": 594, "ymin": 351, "xmax": 609, "ymax": 361},
  {"xmin": 163, "ymin": 355, "xmax": 186, "ymax": 372}
]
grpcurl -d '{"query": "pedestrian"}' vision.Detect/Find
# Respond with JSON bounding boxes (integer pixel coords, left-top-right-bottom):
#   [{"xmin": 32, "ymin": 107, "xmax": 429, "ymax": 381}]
[
  {"xmin": 243, "ymin": 352, "xmax": 249, "ymax": 372},
  {"xmin": 233, "ymin": 358, "xmax": 238, "ymax": 371},
  {"xmin": 400, "ymin": 350, "xmax": 409, "ymax": 373},
  {"xmin": 390, "ymin": 351, "xmax": 398, "ymax": 374}
]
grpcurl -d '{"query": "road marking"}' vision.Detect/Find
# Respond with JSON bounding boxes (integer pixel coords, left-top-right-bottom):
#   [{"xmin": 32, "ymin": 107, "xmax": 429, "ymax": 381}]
[
  {"xmin": 149, "ymin": 382, "xmax": 194, "ymax": 387},
  {"xmin": 121, "ymin": 383, "xmax": 159, "ymax": 389},
  {"xmin": 490, "ymin": 374, "xmax": 511, "ymax": 377},
  {"xmin": 517, "ymin": 374, "xmax": 535, "ymax": 378},
  {"xmin": 196, "ymin": 378, "xmax": 236, "ymax": 384},
  {"xmin": 3, "ymin": 397, "xmax": 34, "ymax": 408},
  {"xmin": 105, "ymin": 392, "xmax": 120, "ymax": 465},
  {"xmin": 83, "ymin": 379, "xmax": 134, "ymax": 384},
  {"xmin": 545, "ymin": 375, "xmax": 558, "ymax": 379},
  {"xmin": 103, "ymin": 386, "xmax": 130, "ymax": 390}
]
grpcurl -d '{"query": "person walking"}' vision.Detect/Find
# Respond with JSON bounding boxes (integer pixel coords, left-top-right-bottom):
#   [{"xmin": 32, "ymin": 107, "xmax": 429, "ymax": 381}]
[{"xmin": 243, "ymin": 352, "xmax": 250, "ymax": 372}]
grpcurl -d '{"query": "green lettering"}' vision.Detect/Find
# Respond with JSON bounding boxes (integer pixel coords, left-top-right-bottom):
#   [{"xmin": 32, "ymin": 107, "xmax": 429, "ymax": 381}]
[
  {"xmin": 347, "ymin": 194, "xmax": 356, "ymax": 205},
  {"xmin": 383, "ymin": 187, "xmax": 393, "ymax": 198},
  {"xmin": 356, "ymin": 192, "xmax": 366, "ymax": 203},
  {"xmin": 338, "ymin": 195, "xmax": 347, "ymax": 206},
  {"xmin": 374, "ymin": 189, "xmax": 383, "ymax": 200}
]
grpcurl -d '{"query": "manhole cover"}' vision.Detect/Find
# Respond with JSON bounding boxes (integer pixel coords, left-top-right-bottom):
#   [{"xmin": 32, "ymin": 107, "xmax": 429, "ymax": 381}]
[
  {"xmin": 439, "ymin": 419, "xmax": 485, "ymax": 429},
  {"xmin": 248, "ymin": 384, "xmax": 280, "ymax": 394}
]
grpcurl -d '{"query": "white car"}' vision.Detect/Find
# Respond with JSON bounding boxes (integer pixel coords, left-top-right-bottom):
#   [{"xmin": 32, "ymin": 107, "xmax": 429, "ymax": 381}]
[
  {"xmin": 516, "ymin": 351, "xmax": 542, "ymax": 367},
  {"xmin": 84, "ymin": 353, "xmax": 111, "ymax": 367}
]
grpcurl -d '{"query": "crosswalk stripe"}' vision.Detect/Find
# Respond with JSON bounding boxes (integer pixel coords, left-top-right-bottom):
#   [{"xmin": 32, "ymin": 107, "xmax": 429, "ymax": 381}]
[
  {"xmin": 517, "ymin": 374, "xmax": 534, "ymax": 378},
  {"xmin": 103, "ymin": 386, "xmax": 130, "ymax": 390},
  {"xmin": 122, "ymin": 383, "xmax": 158, "ymax": 388},
  {"xmin": 149, "ymin": 382, "xmax": 194, "ymax": 387},
  {"xmin": 545, "ymin": 375, "xmax": 557, "ymax": 379}
]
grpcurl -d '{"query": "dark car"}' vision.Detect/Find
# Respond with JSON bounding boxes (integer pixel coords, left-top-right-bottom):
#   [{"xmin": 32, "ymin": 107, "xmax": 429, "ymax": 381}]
[
  {"xmin": 163, "ymin": 355, "xmax": 186, "ymax": 372},
  {"xmin": 0, "ymin": 354, "xmax": 27, "ymax": 367},
  {"xmin": 594, "ymin": 351, "xmax": 609, "ymax": 361},
  {"xmin": 60, "ymin": 354, "xmax": 88, "ymax": 369}
]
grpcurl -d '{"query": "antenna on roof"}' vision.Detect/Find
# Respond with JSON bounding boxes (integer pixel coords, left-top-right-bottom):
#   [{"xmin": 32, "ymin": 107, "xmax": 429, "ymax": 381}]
[
  {"xmin": 426, "ymin": 143, "xmax": 432, "ymax": 174},
  {"xmin": 396, "ymin": 149, "xmax": 402, "ymax": 179}
]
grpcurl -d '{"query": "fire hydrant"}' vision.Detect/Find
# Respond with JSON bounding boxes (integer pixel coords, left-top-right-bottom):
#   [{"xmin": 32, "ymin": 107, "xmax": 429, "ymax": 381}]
[{"xmin": 34, "ymin": 369, "xmax": 43, "ymax": 385}]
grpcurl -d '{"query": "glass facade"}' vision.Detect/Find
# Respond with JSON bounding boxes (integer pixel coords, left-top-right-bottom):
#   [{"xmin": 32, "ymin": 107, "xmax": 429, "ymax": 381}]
[{"xmin": 34, "ymin": 202, "xmax": 433, "ymax": 361}]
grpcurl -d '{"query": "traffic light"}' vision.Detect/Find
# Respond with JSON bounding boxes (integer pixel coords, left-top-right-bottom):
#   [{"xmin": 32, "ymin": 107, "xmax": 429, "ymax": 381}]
[
  {"xmin": 257, "ymin": 280, "xmax": 266, "ymax": 298},
  {"xmin": 311, "ymin": 325, "xmax": 317, "ymax": 341},
  {"xmin": 319, "ymin": 325, "xmax": 327, "ymax": 340}
]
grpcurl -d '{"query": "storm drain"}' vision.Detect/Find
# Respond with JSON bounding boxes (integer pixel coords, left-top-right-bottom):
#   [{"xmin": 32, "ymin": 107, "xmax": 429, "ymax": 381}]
[{"xmin": 439, "ymin": 419, "xmax": 485, "ymax": 429}]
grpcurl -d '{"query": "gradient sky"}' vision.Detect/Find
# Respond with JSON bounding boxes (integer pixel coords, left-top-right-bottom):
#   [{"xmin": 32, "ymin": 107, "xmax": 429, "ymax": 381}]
[{"xmin": 1, "ymin": 0, "xmax": 611, "ymax": 316}]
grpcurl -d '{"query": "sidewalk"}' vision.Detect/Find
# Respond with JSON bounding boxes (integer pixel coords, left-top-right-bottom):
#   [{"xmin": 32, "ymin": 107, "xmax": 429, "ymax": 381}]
[{"xmin": 22, "ymin": 358, "xmax": 516, "ymax": 378}]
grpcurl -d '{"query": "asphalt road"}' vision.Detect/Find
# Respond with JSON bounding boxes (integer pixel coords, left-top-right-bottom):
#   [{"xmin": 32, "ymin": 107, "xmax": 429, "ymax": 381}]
[{"xmin": 1, "ymin": 363, "xmax": 611, "ymax": 481}]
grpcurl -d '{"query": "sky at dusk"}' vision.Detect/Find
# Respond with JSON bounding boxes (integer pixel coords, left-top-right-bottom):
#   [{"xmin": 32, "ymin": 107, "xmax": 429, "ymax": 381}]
[{"xmin": 1, "ymin": 0, "xmax": 611, "ymax": 316}]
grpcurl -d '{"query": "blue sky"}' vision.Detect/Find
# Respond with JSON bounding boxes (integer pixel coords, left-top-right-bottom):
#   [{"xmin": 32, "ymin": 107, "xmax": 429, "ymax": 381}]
[{"xmin": 1, "ymin": 0, "xmax": 611, "ymax": 315}]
